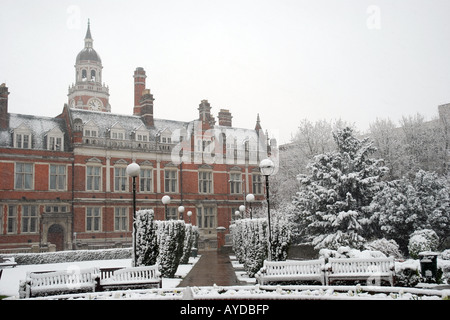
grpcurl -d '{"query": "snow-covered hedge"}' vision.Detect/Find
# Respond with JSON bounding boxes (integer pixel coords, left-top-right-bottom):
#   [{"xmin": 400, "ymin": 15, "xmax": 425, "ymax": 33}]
[
  {"xmin": 180, "ymin": 223, "xmax": 194, "ymax": 264},
  {"xmin": 134, "ymin": 209, "xmax": 158, "ymax": 266},
  {"xmin": 2, "ymin": 248, "xmax": 132, "ymax": 265},
  {"xmin": 231, "ymin": 217, "xmax": 291, "ymax": 277},
  {"xmin": 155, "ymin": 220, "xmax": 186, "ymax": 278}
]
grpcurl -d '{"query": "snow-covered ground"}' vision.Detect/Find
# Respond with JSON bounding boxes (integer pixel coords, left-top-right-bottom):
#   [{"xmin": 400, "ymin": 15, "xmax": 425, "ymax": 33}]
[
  {"xmin": 1, "ymin": 254, "xmax": 449, "ymax": 300},
  {"xmin": 0, "ymin": 256, "xmax": 200, "ymax": 298}
]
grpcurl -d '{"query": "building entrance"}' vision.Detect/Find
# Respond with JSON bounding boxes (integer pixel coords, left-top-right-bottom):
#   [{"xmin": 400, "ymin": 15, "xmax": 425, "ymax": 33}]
[{"xmin": 47, "ymin": 224, "xmax": 64, "ymax": 251}]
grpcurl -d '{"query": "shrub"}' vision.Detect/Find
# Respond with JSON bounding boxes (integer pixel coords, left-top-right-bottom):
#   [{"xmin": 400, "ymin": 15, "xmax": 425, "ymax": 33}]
[
  {"xmin": 155, "ymin": 220, "xmax": 186, "ymax": 278},
  {"xmin": 408, "ymin": 229, "xmax": 439, "ymax": 259},
  {"xmin": 364, "ymin": 238, "xmax": 403, "ymax": 259},
  {"xmin": 134, "ymin": 209, "xmax": 159, "ymax": 266},
  {"xmin": 180, "ymin": 223, "xmax": 194, "ymax": 264},
  {"xmin": 2, "ymin": 248, "xmax": 132, "ymax": 265},
  {"xmin": 231, "ymin": 217, "xmax": 291, "ymax": 277}
]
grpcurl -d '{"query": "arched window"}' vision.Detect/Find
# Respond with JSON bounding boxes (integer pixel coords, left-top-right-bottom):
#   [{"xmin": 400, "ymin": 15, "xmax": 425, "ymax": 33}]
[
  {"xmin": 81, "ymin": 69, "xmax": 87, "ymax": 81},
  {"xmin": 91, "ymin": 70, "xmax": 96, "ymax": 81}
]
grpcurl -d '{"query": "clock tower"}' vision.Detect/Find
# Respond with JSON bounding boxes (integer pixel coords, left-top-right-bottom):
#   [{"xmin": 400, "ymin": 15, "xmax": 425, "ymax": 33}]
[{"xmin": 68, "ymin": 20, "xmax": 110, "ymax": 112}]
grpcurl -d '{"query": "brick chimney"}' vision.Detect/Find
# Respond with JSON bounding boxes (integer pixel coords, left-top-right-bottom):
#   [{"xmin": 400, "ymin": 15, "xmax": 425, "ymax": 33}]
[
  {"xmin": 140, "ymin": 89, "xmax": 154, "ymax": 127},
  {"xmin": 134, "ymin": 67, "xmax": 147, "ymax": 115},
  {"xmin": 218, "ymin": 109, "xmax": 232, "ymax": 127},
  {"xmin": 0, "ymin": 83, "xmax": 10, "ymax": 130},
  {"xmin": 198, "ymin": 100, "xmax": 215, "ymax": 127}
]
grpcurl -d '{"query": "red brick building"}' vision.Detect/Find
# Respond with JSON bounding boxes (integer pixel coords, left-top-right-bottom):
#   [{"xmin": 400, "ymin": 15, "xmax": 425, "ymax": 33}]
[{"xmin": 0, "ymin": 22, "xmax": 276, "ymax": 252}]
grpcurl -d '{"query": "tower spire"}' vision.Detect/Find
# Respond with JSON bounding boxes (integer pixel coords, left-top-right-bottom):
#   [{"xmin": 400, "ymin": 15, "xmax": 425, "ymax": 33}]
[{"xmin": 84, "ymin": 19, "xmax": 93, "ymax": 48}]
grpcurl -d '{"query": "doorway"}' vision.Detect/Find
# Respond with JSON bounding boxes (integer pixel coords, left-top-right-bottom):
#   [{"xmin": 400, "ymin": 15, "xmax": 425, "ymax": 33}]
[{"xmin": 47, "ymin": 224, "xmax": 64, "ymax": 251}]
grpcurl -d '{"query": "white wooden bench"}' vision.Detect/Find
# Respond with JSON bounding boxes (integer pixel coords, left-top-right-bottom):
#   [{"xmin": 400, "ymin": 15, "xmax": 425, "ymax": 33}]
[
  {"xmin": 326, "ymin": 257, "xmax": 395, "ymax": 286},
  {"xmin": 255, "ymin": 259, "xmax": 326, "ymax": 285},
  {"xmin": 0, "ymin": 257, "xmax": 17, "ymax": 280},
  {"xmin": 23, "ymin": 267, "xmax": 100, "ymax": 298},
  {"xmin": 99, "ymin": 265, "xmax": 161, "ymax": 291}
]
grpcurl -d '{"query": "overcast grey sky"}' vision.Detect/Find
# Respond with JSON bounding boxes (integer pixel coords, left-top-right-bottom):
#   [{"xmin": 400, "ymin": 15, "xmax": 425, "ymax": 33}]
[{"xmin": 1, "ymin": 0, "xmax": 450, "ymax": 143}]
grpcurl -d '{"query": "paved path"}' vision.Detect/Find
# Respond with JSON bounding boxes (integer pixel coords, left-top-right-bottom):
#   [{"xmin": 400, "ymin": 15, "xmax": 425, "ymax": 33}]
[{"xmin": 177, "ymin": 251, "xmax": 241, "ymax": 287}]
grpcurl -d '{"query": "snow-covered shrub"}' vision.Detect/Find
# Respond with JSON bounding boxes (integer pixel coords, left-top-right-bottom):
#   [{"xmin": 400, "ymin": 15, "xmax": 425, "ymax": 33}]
[
  {"xmin": 134, "ymin": 209, "xmax": 158, "ymax": 266},
  {"xmin": 395, "ymin": 265, "xmax": 421, "ymax": 287},
  {"xmin": 243, "ymin": 218, "xmax": 268, "ymax": 277},
  {"xmin": 4, "ymin": 248, "xmax": 132, "ymax": 265},
  {"xmin": 231, "ymin": 218, "xmax": 268, "ymax": 277},
  {"xmin": 407, "ymin": 229, "xmax": 439, "ymax": 259},
  {"xmin": 442, "ymin": 249, "xmax": 450, "ymax": 260},
  {"xmin": 155, "ymin": 220, "xmax": 186, "ymax": 278},
  {"xmin": 269, "ymin": 214, "xmax": 292, "ymax": 261},
  {"xmin": 180, "ymin": 223, "xmax": 193, "ymax": 264},
  {"xmin": 364, "ymin": 238, "xmax": 403, "ymax": 259},
  {"xmin": 319, "ymin": 246, "xmax": 385, "ymax": 260},
  {"xmin": 231, "ymin": 217, "xmax": 292, "ymax": 277}
]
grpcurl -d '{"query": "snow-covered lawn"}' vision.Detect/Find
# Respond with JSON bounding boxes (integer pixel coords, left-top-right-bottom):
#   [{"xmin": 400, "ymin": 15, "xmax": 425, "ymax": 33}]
[
  {"xmin": 0, "ymin": 256, "xmax": 200, "ymax": 298},
  {"xmin": 1, "ymin": 254, "xmax": 449, "ymax": 300}
]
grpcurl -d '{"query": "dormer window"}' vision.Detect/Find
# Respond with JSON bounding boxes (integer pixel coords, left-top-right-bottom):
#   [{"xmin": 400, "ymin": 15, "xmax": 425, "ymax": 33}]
[
  {"xmin": 13, "ymin": 124, "xmax": 32, "ymax": 149},
  {"xmin": 83, "ymin": 120, "xmax": 99, "ymax": 138},
  {"xmin": 110, "ymin": 123, "xmax": 126, "ymax": 140},
  {"xmin": 46, "ymin": 127, "xmax": 65, "ymax": 151}
]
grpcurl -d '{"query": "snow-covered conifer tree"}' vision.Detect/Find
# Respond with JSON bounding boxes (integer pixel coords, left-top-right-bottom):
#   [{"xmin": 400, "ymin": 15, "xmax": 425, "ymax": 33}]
[
  {"xmin": 134, "ymin": 209, "xmax": 158, "ymax": 266},
  {"xmin": 293, "ymin": 127, "xmax": 388, "ymax": 250}
]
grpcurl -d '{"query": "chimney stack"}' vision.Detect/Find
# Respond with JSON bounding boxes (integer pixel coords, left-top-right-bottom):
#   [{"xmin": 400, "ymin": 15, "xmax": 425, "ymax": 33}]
[
  {"xmin": 0, "ymin": 83, "xmax": 10, "ymax": 130},
  {"xmin": 198, "ymin": 100, "xmax": 215, "ymax": 127},
  {"xmin": 218, "ymin": 109, "xmax": 232, "ymax": 127},
  {"xmin": 134, "ymin": 67, "xmax": 147, "ymax": 115},
  {"xmin": 140, "ymin": 89, "xmax": 154, "ymax": 127}
]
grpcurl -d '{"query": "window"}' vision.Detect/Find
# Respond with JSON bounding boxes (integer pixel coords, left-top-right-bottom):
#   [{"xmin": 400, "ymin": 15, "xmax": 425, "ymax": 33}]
[
  {"xmin": 48, "ymin": 136, "xmax": 63, "ymax": 151},
  {"xmin": 114, "ymin": 167, "xmax": 127, "ymax": 192},
  {"xmin": 84, "ymin": 129, "xmax": 97, "ymax": 137},
  {"xmin": 140, "ymin": 168, "xmax": 153, "ymax": 192},
  {"xmin": 86, "ymin": 166, "xmax": 101, "ymax": 191},
  {"xmin": 49, "ymin": 165, "xmax": 66, "ymax": 190},
  {"xmin": 252, "ymin": 173, "xmax": 263, "ymax": 195},
  {"xmin": 7, "ymin": 205, "xmax": 17, "ymax": 234},
  {"xmin": 164, "ymin": 170, "xmax": 177, "ymax": 193},
  {"xmin": 230, "ymin": 172, "xmax": 241, "ymax": 194},
  {"xmin": 45, "ymin": 205, "xmax": 67, "ymax": 213},
  {"xmin": 86, "ymin": 207, "xmax": 101, "ymax": 232},
  {"xmin": 114, "ymin": 207, "xmax": 128, "ymax": 231},
  {"xmin": 166, "ymin": 207, "xmax": 178, "ymax": 220},
  {"xmin": 112, "ymin": 131, "xmax": 124, "ymax": 140},
  {"xmin": 137, "ymin": 134, "xmax": 148, "ymax": 142},
  {"xmin": 197, "ymin": 207, "xmax": 216, "ymax": 229},
  {"xmin": 199, "ymin": 171, "xmax": 213, "ymax": 193},
  {"xmin": 15, "ymin": 133, "xmax": 31, "ymax": 149},
  {"xmin": 22, "ymin": 205, "xmax": 38, "ymax": 233},
  {"xmin": 15, "ymin": 163, "xmax": 33, "ymax": 190}
]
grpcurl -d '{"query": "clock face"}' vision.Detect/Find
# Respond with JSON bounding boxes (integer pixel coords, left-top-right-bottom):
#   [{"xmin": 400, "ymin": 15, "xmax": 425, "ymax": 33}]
[{"xmin": 88, "ymin": 98, "xmax": 103, "ymax": 111}]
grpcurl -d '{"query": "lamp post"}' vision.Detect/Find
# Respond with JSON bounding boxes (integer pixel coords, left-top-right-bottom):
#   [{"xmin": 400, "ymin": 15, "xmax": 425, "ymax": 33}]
[
  {"xmin": 178, "ymin": 205, "xmax": 185, "ymax": 220},
  {"xmin": 126, "ymin": 161, "xmax": 140, "ymax": 267},
  {"xmin": 259, "ymin": 158, "xmax": 275, "ymax": 261},
  {"xmin": 239, "ymin": 204, "xmax": 245, "ymax": 218},
  {"xmin": 162, "ymin": 195, "xmax": 171, "ymax": 220},
  {"xmin": 246, "ymin": 193, "xmax": 255, "ymax": 219},
  {"xmin": 187, "ymin": 210, "xmax": 192, "ymax": 223}
]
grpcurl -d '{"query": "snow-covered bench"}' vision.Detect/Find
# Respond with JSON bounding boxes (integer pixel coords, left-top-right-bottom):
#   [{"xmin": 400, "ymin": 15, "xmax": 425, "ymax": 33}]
[
  {"xmin": 325, "ymin": 257, "xmax": 395, "ymax": 286},
  {"xmin": 22, "ymin": 267, "xmax": 100, "ymax": 298},
  {"xmin": 99, "ymin": 265, "xmax": 161, "ymax": 291},
  {"xmin": 255, "ymin": 259, "xmax": 326, "ymax": 285},
  {"xmin": 0, "ymin": 257, "xmax": 17, "ymax": 280}
]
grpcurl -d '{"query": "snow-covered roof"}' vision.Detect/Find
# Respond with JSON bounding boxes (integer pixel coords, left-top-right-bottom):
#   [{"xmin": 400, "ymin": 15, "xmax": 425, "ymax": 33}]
[{"xmin": 0, "ymin": 113, "xmax": 68, "ymax": 150}]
